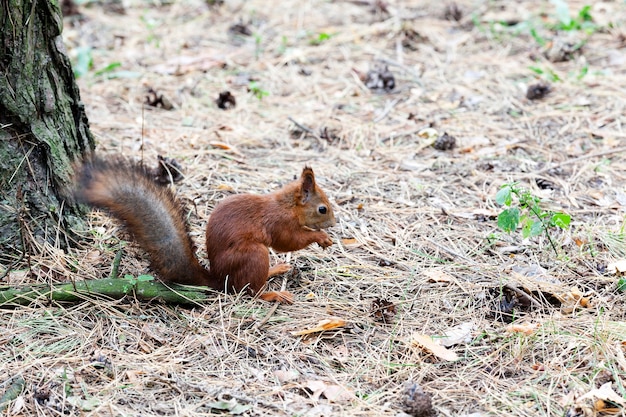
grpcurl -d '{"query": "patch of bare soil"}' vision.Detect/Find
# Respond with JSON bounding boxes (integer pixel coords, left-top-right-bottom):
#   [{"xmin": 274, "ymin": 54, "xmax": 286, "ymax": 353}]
[{"xmin": 2, "ymin": 0, "xmax": 626, "ymax": 416}]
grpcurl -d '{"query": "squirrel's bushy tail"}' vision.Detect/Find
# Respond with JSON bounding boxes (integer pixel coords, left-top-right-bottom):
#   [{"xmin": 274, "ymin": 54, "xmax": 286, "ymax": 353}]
[{"xmin": 75, "ymin": 157, "xmax": 217, "ymax": 287}]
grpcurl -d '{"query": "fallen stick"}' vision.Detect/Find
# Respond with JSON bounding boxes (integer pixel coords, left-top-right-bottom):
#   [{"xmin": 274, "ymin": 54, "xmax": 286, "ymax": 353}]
[{"xmin": 0, "ymin": 276, "xmax": 212, "ymax": 307}]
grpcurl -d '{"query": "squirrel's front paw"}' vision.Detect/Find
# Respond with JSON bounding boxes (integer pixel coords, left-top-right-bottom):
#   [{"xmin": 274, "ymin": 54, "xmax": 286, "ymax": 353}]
[{"xmin": 317, "ymin": 232, "xmax": 333, "ymax": 249}]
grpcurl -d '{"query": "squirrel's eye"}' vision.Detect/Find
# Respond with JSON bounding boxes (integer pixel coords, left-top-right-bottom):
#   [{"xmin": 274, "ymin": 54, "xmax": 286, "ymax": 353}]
[{"xmin": 318, "ymin": 205, "xmax": 327, "ymax": 215}]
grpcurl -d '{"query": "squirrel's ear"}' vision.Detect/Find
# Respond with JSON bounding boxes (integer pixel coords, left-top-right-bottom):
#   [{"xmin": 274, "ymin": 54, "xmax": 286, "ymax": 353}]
[{"xmin": 300, "ymin": 167, "xmax": 316, "ymax": 203}]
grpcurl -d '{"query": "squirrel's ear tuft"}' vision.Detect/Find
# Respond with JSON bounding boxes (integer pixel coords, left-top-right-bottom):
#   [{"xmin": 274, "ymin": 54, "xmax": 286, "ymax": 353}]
[{"xmin": 300, "ymin": 167, "xmax": 316, "ymax": 202}]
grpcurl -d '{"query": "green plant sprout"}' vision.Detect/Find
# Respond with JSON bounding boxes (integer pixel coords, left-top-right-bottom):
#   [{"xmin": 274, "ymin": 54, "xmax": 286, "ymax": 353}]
[
  {"xmin": 309, "ymin": 32, "xmax": 335, "ymax": 46},
  {"xmin": 276, "ymin": 35, "xmax": 288, "ymax": 55},
  {"xmin": 140, "ymin": 14, "xmax": 160, "ymax": 46},
  {"xmin": 94, "ymin": 62, "xmax": 121, "ymax": 77},
  {"xmin": 72, "ymin": 46, "xmax": 93, "ymax": 78},
  {"xmin": 495, "ymin": 182, "xmax": 571, "ymax": 255},
  {"xmin": 248, "ymin": 81, "xmax": 269, "ymax": 100},
  {"xmin": 254, "ymin": 33, "xmax": 263, "ymax": 60},
  {"xmin": 550, "ymin": 0, "xmax": 596, "ymax": 32},
  {"xmin": 529, "ymin": 65, "xmax": 562, "ymax": 82}
]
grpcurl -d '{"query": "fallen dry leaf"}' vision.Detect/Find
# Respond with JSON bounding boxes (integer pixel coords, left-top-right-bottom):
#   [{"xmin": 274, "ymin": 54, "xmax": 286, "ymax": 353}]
[
  {"xmin": 125, "ymin": 370, "xmax": 144, "ymax": 386},
  {"xmin": 505, "ymin": 321, "xmax": 539, "ymax": 335},
  {"xmin": 305, "ymin": 380, "xmax": 355, "ymax": 402},
  {"xmin": 273, "ymin": 369, "xmax": 300, "ymax": 384},
  {"xmin": 423, "ymin": 269, "xmax": 454, "ymax": 283},
  {"xmin": 84, "ymin": 250, "xmax": 102, "ymax": 263},
  {"xmin": 578, "ymin": 382, "xmax": 626, "ymax": 407},
  {"xmin": 341, "ymin": 238, "xmax": 360, "ymax": 247},
  {"xmin": 607, "ymin": 260, "xmax": 626, "ymax": 274},
  {"xmin": 410, "ymin": 333, "xmax": 459, "ymax": 361},
  {"xmin": 209, "ymin": 141, "xmax": 244, "ymax": 157},
  {"xmin": 216, "ymin": 184, "xmax": 234, "ymax": 191},
  {"xmin": 209, "ymin": 141, "xmax": 233, "ymax": 150},
  {"xmin": 439, "ymin": 322, "xmax": 475, "ymax": 347},
  {"xmin": 321, "ymin": 384, "xmax": 355, "ymax": 402},
  {"xmin": 594, "ymin": 399, "xmax": 621, "ymax": 413},
  {"xmin": 291, "ymin": 318, "xmax": 347, "ymax": 336},
  {"xmin": 558, "ymin": 286, "xmax": 591, "ymax": 314},
  {"xmin": 305, "ymin": 380, "xmax": 327, "ymax": 401}
]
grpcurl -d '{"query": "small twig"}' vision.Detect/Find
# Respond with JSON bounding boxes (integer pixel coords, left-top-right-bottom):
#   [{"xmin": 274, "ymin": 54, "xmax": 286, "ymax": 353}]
[
  {"xmin": 535, "ymin": 146, "xmax": 626, "ymax": 175},
  {"xmin": 380, "ymin": 127, "xmax": 424, "ymax": 143},
  {"xmin": 373, "ymin": 98, "xmax": 401, "ymax": 123},
  {"xmin": 0, "ymin": 252, "xmax": 25, "ymax": 281},
  {"xmin": 422, "ymin": 236, "xmax": 474, "ymax": 264},
  {"xmin": 504, "ymin": 283, "xmax": 542, "ymax": 307},
  {"xmin": 254, "ymin": 300, "xmax": 280, "ymax": 330},
  {"xmin": 109, "ymin": 248, "xmax": 124, "ymax": 279},
  {"xmin": 288, "ymin": 116, "xmax": 319, "ymax": 138},
  {"xmin": 253, "ymin": 275, "xmax": 288, "ymax": 330}
]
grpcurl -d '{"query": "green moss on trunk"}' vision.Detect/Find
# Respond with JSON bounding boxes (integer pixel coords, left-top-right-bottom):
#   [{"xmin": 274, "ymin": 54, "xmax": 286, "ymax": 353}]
[{"xmin": 0, "ymin": 0, "xmax": 94, "ymax": 262}]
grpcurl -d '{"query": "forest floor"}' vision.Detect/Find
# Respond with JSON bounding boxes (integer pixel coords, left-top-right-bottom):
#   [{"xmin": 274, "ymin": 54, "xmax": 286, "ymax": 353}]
[{"xmin": 2, "ymin": 0, "xmax": 626, "ymax": 416}]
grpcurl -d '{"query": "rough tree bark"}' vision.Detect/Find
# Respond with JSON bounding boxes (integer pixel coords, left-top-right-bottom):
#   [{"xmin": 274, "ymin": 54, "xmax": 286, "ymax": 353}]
[{"xmin": 0, "ymin": 0, "xmax": 94, "ymax": 267}]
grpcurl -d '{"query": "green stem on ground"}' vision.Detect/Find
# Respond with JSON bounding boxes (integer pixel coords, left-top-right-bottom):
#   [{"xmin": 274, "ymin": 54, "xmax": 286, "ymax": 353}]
[{"xmin": 0, "ymin": 277, "xmax": 212, "ymax": 307}]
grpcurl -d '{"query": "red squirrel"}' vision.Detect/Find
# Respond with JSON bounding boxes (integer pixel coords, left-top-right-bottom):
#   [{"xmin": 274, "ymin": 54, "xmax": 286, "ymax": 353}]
[{"xmin": 75, "ymin": 157, "xmax": 336, "ymax": 303}]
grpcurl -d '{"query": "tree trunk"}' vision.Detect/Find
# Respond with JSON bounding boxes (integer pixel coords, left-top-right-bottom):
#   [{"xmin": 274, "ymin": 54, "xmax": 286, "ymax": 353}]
[{"xmin": 0, "ymin": 0, "xmax": 94, "ymax": 266}]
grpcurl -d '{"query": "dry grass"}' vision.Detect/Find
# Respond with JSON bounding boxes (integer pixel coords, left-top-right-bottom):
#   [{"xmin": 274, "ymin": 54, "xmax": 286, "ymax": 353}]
[{"xmin": 2, "ymin": 0, "xmax": 626, "ymax": 415}]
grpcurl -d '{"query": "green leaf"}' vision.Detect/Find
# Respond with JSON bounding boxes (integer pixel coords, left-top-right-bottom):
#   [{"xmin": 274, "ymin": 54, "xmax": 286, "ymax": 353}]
[
  {"xmin": 551, "ymin": 0, "xmax": 572, "ymax": 28},
  {"xmin": 520, "ymin": 215, "xmax": 542, "ymax": 239},
  {"xmin": 94, "ymin": 62, "xmax": 122, "ymax": 76},
  {"xmin": 551, "ymin": 213, "xmax": 571, "ymax": 229},
  {"xmin": 529, "ymin": 220, "xmax": 545, "ymax": 237},
  {"xmin": 498, "ymin": 207, "xmax": 520, "ymax": 233},
  {"xmin": 495, "ymin": 186, "xmax": 513, "ymax": 206},
  {"xmin": 0, "ymin": 376, "xmax": 25, "ymax": 412},
  {"xmin": 530, "ymin": 28, "xmax": 546, "ymax": 47},
  {"xmin": 310, "ymin": 32, "xmax": 335, "ymax": 45},
  {"xmin": 618, "ymin": 278, "xmax": 626, "ymax": 292},
  {"xmin": 578, "ymin": 5, "xmax": 593, "ymax": 22},
  {"xmin": 136, "ymin": 275, "xmax": 155, "ymax": 282},
  {"xmin": 73, "ymin": 46, "xmax": 93, "ymax": 78}
]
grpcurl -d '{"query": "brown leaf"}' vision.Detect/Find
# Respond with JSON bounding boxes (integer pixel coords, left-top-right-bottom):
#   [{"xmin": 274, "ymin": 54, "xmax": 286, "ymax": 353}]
[
  {"xmin": 209, "ymin": 141, "xmax": 244, "ymax": 157},
  {"xmin": 291, "ymin": 318, "xmax": 347, "ymax": 336},
  {"xmin": 439, "ymin": 322, "xmax": 475, "ymax": 347},
  {"xmin": 608, "ymin": 260, "xmax": 626, "ymax": 275},
  {"xmin": 273, "ymin": 369, "xmax": 299, "ymax": 384},
  {"xmin": 322, "ymin": 384, "xmax": 355, "ymax": 402},
  {"xmin": 304, "ymin": 380, "xmax": 355, "ymax": 402},
  {"xmin": 305, "ymin": 380, "xmax": 327, "ymax": 401},
  {"xmin": 410, "ymin": 333, "xmax": 459, "ymax": 361},
  {"xmin": 209, "ymin": 141, "xmax": 232, "ymax": 150},
  {"xmin": 505, "ymin": 321, "xmax": 539, "ymax": 335},
  {"xmin": 423, "ymin": 269, "xmax": 454, "ymax": 283},
  {"xmin": 578, "ymin": 382, "xmax": 626, "ymax": 407},
  {"xmin": 341, "ymin": 238, "xmax": 359, "ymax": 247},
  {"xmin": 558, "ymin": 286, "xmax": 592, "ymax": 314}
]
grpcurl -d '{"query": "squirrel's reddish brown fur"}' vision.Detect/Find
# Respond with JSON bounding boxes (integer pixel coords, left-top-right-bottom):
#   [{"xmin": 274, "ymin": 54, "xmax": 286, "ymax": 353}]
[{"xmin": 75, "ymin": 157, "xmax": 336, "ymax": 303}]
